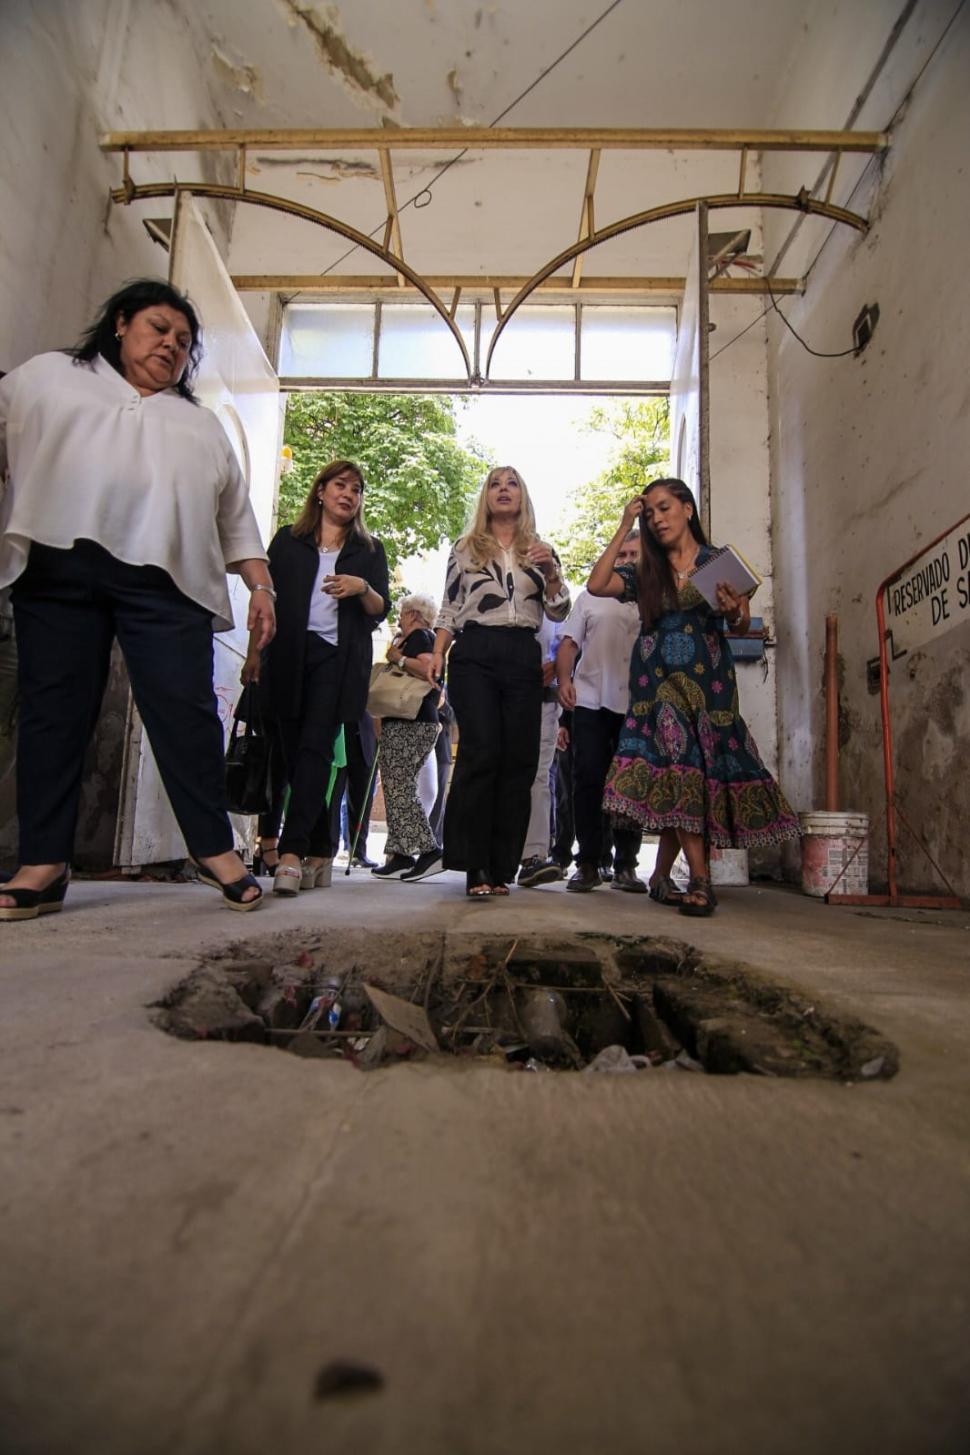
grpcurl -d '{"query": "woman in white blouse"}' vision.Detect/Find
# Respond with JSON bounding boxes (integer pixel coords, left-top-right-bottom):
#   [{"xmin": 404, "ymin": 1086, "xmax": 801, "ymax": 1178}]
[
  {"xmin": 0, "ymin": 279, "xmax": 275, "ymax": 920},
  {"xmin": 429, "ymin": 466, "xmax": 570, "ymax": 898}
]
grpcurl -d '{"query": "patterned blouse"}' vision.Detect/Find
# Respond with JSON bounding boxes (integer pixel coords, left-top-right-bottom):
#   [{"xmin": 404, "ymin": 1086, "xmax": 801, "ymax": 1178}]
[{"xmin": 435, "ymin": 540, "xmax": 571, "ymax": 635}]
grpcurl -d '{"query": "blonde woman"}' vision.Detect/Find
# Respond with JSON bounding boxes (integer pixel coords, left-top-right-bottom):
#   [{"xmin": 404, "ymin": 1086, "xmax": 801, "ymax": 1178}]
[
  {"xmin": 372, "ymin": 593, "xmax": 444, "ymax": 882},
  {"xmin": 429, "ymin": 467, "xmax": 570, "ymax": 898}
]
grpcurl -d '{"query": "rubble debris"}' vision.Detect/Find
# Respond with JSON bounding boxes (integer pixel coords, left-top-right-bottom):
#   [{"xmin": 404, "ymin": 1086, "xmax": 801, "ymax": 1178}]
[
  {"xmin": 157, "ymin": 931, "xmax": 900, "ymax": 1082},
  {"xmin": 363, "ymin": 984, "xmax": 438, "ymax": 1052},
  {"xmin": 663, "ymin": 1049, "xmax": 704, "ymax": 1073},
  {"xmin": 151, "ymin": 967, "xmax": 264, "ymax": 1043},
  {"xmin": 519, "ymin": 988, "xmax": 572, "ymax": 1062},
  {"xmin": 584, "ymin": 1045, "xmax": 651, "ymax": 1074}
]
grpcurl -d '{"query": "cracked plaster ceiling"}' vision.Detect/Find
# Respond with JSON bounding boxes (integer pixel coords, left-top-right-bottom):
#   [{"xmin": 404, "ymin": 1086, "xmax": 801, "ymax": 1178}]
[{"xmin": 153, "ymin": 0, "xmax": 893, "ymax": 285}]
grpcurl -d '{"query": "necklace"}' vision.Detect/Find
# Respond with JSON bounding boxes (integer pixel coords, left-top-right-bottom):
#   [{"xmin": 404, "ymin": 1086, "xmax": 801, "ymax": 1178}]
[{"xmin": 673, "ymin": 553, "xmax": 698, "ymax": 583}]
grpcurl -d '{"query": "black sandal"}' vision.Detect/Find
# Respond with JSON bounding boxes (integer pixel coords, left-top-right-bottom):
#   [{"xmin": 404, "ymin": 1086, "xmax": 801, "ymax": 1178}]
[
  {"xmin": 192, "ymin": 861, "xmax": 263, "ymax": 912},
  {"xmin": 252, "ymin": 844, "xmax": 280, "ymax": 876},
  {"xmin": 0, "ymin": 868, "xmax": 71, "ymax": 922},
  {"xmin": 678, "ymin": 875, "xmax": 716, "ymax": 917},
  {"xmin": 648, "ymin": 874, "xmax": 684, "ymax": 906},
  {"xmin": 465, "ymin": 869, "xmax": 494, "ymax": 900}
]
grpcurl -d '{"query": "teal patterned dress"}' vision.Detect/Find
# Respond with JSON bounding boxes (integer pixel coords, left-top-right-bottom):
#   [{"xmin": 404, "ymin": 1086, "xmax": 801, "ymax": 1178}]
[{"xmin": 602, "ymin": 553, "xmax": 800, "ymax": 847}]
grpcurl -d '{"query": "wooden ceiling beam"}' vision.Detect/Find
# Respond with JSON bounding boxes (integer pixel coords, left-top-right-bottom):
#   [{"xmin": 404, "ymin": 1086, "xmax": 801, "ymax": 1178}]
[
  {"xmin": 100, "ymin": 126, "xmax": 889, "ymax": 154},
  {"xmin": 571, "ymin": 149, "xmax": 601, "ymax": 290},
  {"xmin": 379, "ymin": 151, "xmax": 405, "ymax": 287},
  {"xmin": 231, "ymin": 273, "xmax": 804, "ymax": 296}
]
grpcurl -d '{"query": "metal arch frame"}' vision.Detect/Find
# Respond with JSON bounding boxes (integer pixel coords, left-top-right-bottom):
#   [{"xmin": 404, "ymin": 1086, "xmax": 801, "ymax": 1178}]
[
  {"xmin": 109, "ymin": 177, "xmax": 868, "ymax": 387},
  {"xmin": 108, "ymin": 179, "xmax": 472, "ymax": 377},
  {"xmin": 484, "ymin": 191, "xmax": 869, "ymax": 376}
]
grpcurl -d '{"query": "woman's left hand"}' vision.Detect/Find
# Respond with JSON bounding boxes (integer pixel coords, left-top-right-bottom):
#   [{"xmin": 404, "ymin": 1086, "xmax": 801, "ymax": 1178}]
[
  {"xmin": 526, "ymin": 541, "xmax": 558, "ymax": 579},
  {"xmin": 323, "ymin": 573, "xmax": 367, "ymax": 599},
  {"xmin": 716, "ymin": 581, "xmax": 750, "ymax": 629},
  {"xmin": 247, "ymin": 591, "xmax": 276, "ymax": 650}
]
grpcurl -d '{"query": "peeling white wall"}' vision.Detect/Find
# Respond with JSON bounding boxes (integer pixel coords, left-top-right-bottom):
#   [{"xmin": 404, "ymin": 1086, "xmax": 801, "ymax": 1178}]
[
  {"xmin": 765, "ymin": 7, "xmax": 970, "ymax": 894},
  {"xmin": 0, "ymin": 0, "xmax": 239, "ymax": 864},
  {"xmin": 0, "ymin": 0, "xmax": 233, "ymax": 370},
  {"xmin": 709, "ymin": 294, "xmax": 777, "ymax": 787}
]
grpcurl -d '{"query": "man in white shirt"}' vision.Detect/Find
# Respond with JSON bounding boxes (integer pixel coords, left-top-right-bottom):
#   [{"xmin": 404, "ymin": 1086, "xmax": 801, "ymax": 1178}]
[{"xmin": 556, "ymin": 530, "xmax": 645, "ymax": 893}]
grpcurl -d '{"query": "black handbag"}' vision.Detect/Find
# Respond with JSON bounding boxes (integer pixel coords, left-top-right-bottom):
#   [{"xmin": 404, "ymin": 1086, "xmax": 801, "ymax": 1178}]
[{"xmin": 225, "ymin": 684, "xmax": 274, "ymax": 815}]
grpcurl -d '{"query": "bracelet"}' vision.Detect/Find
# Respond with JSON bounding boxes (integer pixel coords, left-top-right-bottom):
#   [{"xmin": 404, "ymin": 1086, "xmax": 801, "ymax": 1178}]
[
  {"xmin": 251, "ymin": 583, "xmax": 277, "ymax": 601},
  {"xmin": 358, "ymin": 578, "xmax": 369, "ymax": 596}
]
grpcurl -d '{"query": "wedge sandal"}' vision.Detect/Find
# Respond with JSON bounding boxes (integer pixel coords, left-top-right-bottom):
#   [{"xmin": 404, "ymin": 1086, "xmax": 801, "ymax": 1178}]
[{"xmin": 192, "ymin": 862, "xmax": 263, "ymax": 912}]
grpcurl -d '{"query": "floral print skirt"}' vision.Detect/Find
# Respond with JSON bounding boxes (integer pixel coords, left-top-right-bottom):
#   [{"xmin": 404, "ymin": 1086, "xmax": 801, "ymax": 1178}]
[{"xmin": 602, "ymin": 612, "xmax": 800, "ymax": 848}]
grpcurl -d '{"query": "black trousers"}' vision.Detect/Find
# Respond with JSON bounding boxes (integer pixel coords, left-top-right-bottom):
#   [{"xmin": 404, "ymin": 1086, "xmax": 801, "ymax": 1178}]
[
  {"xmin": 11, "ymin": 540, "xmax": 233, "ymax": 864},
  {"xmin": 275, "ymin": 633, "xmax": 343, "ymax": 859},
  {"xmin": 444, "ymin": 625, "xmax": 542, "ymax": 883},
  {"xmin": 573, "ymin": 705, "xmax": 642, "ymax": 870},
  {"xmin": 552, "ymin": 735, "xmax": 575, "ymax": 868}
]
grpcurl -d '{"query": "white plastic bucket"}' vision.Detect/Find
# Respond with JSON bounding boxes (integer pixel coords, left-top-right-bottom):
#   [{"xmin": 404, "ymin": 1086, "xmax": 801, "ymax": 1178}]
[
  {"xmin": 709, "ymin": 847, "xmax": 750, "ymax": 886},
  {"xmin": 799, "ymin": 811, "xmax": 869, "ymax": 897},
  {"xmin": 671, "ymin": 847, "xmax": 749, "ymax": 887}
]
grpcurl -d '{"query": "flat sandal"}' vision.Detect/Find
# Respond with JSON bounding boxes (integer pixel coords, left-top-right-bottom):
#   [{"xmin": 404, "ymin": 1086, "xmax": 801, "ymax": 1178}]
[
  {"xmin": 648, "ymin": 874, "xmax": 684, "ymax": 906},
  {"xmin": 678, "ymin": 875, "xmax": 716, "ymax": 917},
  {"xmin": 465, "ymin": 870, "xmax": 493, "ymax": 900}
]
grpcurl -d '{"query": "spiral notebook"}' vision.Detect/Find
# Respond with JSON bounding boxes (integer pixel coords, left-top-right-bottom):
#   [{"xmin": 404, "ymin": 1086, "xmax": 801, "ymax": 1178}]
[{"xmin": 688, "ymin": 545, "xmax": 761, "ymax": 608}]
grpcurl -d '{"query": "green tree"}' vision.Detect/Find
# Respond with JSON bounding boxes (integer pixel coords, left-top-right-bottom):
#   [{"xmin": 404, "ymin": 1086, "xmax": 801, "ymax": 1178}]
[
  {"xmin": 552, "ymin": 398, "xmax": 670, "ymax": 579},
  {"xmin": 280, "ymin": 392, "xmax": 490, "ymax": 571}
]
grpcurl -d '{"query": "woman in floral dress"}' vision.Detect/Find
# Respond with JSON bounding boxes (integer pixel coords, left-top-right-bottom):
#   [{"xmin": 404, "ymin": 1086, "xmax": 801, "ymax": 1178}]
[{"xmin": 587, "ymin": 478, "xmax": 799, "ymax": 916}]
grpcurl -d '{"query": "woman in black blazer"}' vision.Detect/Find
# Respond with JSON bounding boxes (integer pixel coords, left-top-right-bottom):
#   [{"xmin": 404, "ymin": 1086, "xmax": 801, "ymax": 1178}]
[{"xmin": 242, "ymin": 460, "xmax": 390, "ymax": 896}]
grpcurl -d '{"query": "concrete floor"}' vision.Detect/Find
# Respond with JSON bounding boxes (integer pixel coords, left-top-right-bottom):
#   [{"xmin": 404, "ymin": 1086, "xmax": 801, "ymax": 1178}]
[{"xmin": 1, "ymin": 864, "xmax": 969, "ymax": 1455}]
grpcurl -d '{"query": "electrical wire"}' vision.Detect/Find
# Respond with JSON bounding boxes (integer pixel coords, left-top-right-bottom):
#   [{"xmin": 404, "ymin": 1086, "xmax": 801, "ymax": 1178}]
[
  {"xmin": 764, "ymin": 279, "xmax": 858, "ymax": 358},
  {"xmin": 709, "ymin": 276, "xmax": 857, "ymax": 363},
  {"xmin": 708, "ymin": 300, "xmax": 772, "ymax": 362},
  {"xmin": 304, "ymin": 0, "xmax": 626, "ymax": 284}
]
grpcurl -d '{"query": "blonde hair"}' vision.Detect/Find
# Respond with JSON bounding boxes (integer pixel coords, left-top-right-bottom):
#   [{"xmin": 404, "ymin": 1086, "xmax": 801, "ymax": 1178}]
[
  {"xmin": 458, "ymin": 465, "xmax": 538, "ymax": 569},
  {"xmin": 397, "ymin": 592, "xmax": 436, "ymax": 629}
]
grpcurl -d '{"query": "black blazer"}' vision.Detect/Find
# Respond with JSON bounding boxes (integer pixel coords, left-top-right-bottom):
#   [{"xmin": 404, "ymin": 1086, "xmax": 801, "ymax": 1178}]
[{"xmin": 260, "ymin": 526, "xmax": 390, "ymax": 722}]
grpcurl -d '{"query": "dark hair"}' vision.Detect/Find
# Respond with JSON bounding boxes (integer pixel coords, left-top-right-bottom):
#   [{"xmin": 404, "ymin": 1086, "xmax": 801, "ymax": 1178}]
[
  {"xmin": 291, "ymin": 459, "xmax": 373, "ymax": 549},
  {"xmin": 635, "ymin": 477, "xmax": 709, "ymax": 628},
  {"xmin": 67, "ymin": 278, "xmax": 203, "ymax": 402}
]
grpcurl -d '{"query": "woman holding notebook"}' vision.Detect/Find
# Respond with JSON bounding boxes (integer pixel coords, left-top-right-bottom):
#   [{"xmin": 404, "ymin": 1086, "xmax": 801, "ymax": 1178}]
[{"xmin": 588, "ymin": 477, "xmax": 798, "ymax": 916}]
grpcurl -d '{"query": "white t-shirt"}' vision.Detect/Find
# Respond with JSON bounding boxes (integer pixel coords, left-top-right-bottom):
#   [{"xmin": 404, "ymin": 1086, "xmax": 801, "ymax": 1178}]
[
  {"xmin": 561, "ymin": 589, "xmax": 641, "ymax": 715},
  {"xmin": 0, "ymin": 351, "xmax": 267, "ymax": 631},
  {"xmin": 307, "ymin": 548, "xmax": 340, "ymax": 643}
]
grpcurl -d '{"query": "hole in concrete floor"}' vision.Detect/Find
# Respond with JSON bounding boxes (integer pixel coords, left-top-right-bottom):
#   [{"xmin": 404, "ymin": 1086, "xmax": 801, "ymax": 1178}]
[{"xmin": 153, "ymin": 933, "xmax": 898, "ymax": 1081}]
